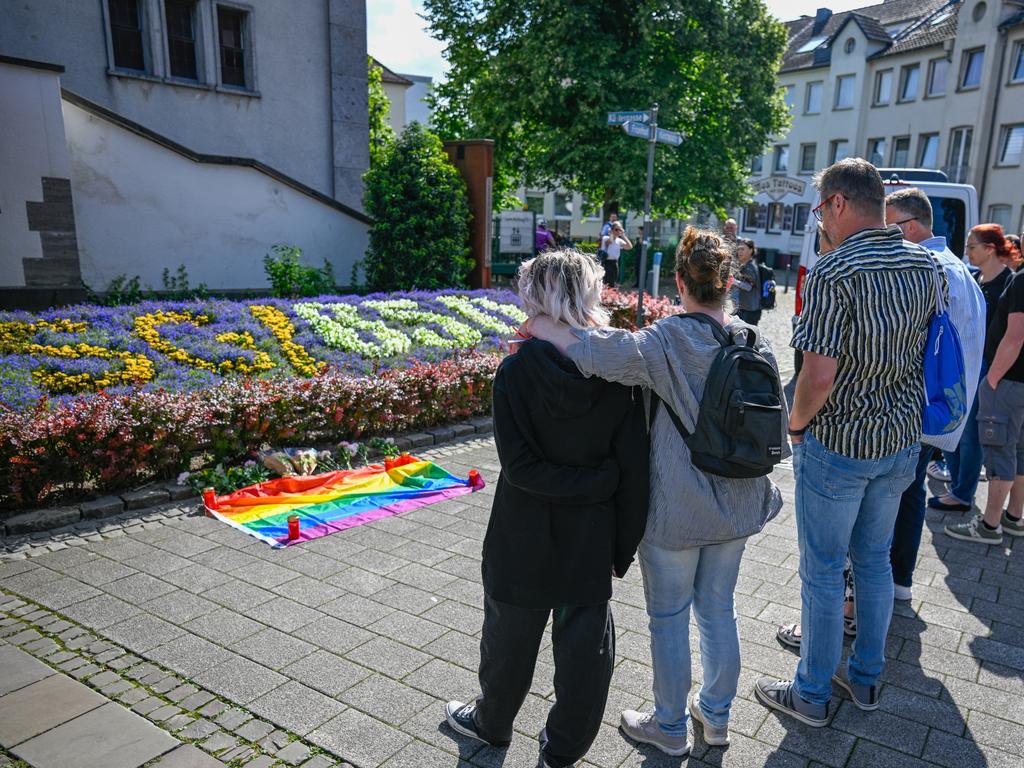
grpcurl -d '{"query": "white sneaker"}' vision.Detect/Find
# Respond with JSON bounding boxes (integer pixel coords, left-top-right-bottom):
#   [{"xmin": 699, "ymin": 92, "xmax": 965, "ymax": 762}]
[
  {"xmin": 927, "ymin": 460, "xmax": 952, "ymax": 483},
  {"xmin": 688, "ymin": 691, "xmax": 729, "ymax": 746},
  {"xmin": 893, "ymin": 584, "xmax": 912, "ymax": 601}
]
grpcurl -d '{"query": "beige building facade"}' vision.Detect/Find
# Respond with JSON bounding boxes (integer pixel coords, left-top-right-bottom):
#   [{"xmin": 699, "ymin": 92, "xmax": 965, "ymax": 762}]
[{"xmin": 737, "ymin": 0, "xmax": 1024, "ymax": 260}]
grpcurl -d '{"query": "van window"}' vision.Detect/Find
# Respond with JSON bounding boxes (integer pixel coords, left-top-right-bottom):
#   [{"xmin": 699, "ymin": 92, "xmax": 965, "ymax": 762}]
[{"xmin": 929, "ymin": 195, "xmax": 967, "ymax": 257}]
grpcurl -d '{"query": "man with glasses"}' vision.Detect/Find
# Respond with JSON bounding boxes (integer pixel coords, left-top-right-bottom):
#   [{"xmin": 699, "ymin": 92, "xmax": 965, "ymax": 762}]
[
  {"xmin": 755, "ymin": 159, "xmax": 940, "ymax": 726},
  {"xmin": 885, "ymin": 189, "xmax": 985, "ymax": 600}
]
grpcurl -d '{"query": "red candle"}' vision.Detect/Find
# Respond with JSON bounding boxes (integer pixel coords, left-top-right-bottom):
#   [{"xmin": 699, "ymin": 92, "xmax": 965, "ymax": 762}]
[
  {"xmin": 202, "ymin": 487, "xmax": 218, "ymax": 512},
  {"xmin": 468, "ymin": 469, "xmax": 480, "ymax": 487},
  {"xmin": 287, "ymin": 514, "xmax": 300, "ymax": 540}
]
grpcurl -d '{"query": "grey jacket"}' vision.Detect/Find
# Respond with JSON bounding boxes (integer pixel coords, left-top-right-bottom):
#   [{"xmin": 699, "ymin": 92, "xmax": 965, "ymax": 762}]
[{"xmin": 568, "ymin": 315, "xmax": 788, "ymax": 549}]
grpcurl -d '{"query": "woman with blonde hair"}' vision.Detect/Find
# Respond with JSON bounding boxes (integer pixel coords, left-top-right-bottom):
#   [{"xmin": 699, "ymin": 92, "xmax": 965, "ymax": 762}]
[
  {"xmin": 445, "ymin": 249, "xmax": 649, "ymax": 768},
  {"xmin": 527, "ymin": 227, "xmax": 787, "ymax": 756}
]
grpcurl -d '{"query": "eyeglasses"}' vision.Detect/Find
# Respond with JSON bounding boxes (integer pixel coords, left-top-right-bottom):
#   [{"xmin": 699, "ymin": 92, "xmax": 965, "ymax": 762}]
[
  {"xmin": 812, "ymin": 194, "xmax": 837, "ymax": 222},
  {"xmin": 891, "ymin": 217, "xmax": 917, "ymax": 228}
]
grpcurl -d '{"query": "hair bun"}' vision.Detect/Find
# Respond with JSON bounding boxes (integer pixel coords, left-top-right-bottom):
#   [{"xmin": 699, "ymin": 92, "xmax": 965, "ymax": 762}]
[{"xmin": 680, "ymin": 226, "xmax": 726, "ymax": 288}]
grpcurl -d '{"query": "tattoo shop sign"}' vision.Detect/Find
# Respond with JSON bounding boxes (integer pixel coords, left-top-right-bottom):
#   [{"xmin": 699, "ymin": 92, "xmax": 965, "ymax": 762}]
[{"xmin": 751, "ymin": 176, "xmax": 807, "ymax": 201}]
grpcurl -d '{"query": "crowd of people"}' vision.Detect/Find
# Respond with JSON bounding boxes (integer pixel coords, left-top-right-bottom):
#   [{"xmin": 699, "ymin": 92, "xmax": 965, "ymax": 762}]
[{"xmin": 443, "ymin": 158, "xmax": 1024, "ymax": 767}]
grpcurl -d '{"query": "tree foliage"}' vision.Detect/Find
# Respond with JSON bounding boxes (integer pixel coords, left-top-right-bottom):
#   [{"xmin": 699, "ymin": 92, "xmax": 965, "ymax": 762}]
[
  {"xmin": 424, "ymin": 0, "xmax": 789, "ymax": 215},
  {"xmin": 363, "ymin": 122, "xmax": 473, "ymax": 290},
  {"xmin": 368, "ymin": 56, "xmax": 396, "ymax": 170}
]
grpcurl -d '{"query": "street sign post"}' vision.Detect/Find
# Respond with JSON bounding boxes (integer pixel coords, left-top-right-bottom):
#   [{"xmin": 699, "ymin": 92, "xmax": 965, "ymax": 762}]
[
  {"xmin": 607, "ymin": 110, "xmax": 651, "ymax": 125},
  {"xmin": 614, "ymin": 106, "xmax": 685, "ymax": 324}
]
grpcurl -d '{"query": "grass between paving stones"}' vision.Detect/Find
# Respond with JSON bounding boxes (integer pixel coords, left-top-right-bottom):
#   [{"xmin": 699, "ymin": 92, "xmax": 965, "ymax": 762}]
[{"xmin": 0, "ymin": 592, "xmax": 344, "ymax": 768}]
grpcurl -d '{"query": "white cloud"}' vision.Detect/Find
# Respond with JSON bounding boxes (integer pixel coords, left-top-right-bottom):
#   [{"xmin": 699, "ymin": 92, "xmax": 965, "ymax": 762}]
[
  {"xmin": 367, "ymin": 0, "xmax": 447, "ymax": 82},
  {"xmin": 765, "ymin": 0, "xmax": 869, "ymax": 23}
]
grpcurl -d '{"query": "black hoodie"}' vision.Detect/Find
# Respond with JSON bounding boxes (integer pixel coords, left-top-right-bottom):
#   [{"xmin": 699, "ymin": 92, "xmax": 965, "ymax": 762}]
[{"xmin": 482, "ymin": 339, "xmax": 650, "ymax": 609}]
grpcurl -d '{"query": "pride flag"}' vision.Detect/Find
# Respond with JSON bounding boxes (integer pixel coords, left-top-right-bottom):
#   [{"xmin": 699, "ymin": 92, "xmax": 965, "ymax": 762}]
[{"xmin": 205, "ymin": 455, "xmax": 484, "ymax": 547}]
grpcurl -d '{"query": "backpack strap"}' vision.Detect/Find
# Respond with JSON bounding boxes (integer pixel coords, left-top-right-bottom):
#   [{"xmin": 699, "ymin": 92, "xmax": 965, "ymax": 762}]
[
  {"xmin": 648, "ymin": 391, "xmax": 692, "ymax": 438},
  {"xmin": 668, "ymin": 312, "xmax": 733, "ymax": 347}
]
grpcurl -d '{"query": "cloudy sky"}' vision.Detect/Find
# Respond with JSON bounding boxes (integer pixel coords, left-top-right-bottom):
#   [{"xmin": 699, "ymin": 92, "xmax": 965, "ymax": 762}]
[{"xmin": 368, "ymin": 0, "xmax": 872, "ymax": 82}]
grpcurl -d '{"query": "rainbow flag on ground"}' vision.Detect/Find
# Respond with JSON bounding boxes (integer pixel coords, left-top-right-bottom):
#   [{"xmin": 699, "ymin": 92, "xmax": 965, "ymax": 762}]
[{"xmin": 205, "ymin": 455, "xmax": 484, "ymax": 547}]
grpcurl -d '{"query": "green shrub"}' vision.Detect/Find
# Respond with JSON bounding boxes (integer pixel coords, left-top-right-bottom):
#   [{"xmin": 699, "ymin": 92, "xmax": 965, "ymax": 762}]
[
  {"xmin": 362, "ymin": 122, "xmax": 473, "ymax": 291},
  {"xmin": 161, "ymin": 264, "xmax": 208, "ymax": 301},
  {"xmin": 263, "ymin": 245, "xmax": 335, "ymax": 298}
]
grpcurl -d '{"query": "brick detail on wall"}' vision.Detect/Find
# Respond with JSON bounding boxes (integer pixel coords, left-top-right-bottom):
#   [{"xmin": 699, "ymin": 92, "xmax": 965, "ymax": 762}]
[{"xmin": 23, "ymin": 177, "xmax": 82, "ymax": 288}]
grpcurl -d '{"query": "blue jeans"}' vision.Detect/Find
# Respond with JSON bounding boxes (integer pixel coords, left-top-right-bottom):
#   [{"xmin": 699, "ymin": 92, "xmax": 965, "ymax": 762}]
[
  {"xmin": 889, "ymin": 448, "xmax": 932, "ymax": 588},
  {"xmin": 793, "ymin": 434, "xmax": 919, "ymax": 705},
  {"xmin": 639, "ymin": 537, "xmax": 747, "ymax": 735},
  {"xmin": 943, "ymin": 387, "xmax": 984, "ymax": 505}
]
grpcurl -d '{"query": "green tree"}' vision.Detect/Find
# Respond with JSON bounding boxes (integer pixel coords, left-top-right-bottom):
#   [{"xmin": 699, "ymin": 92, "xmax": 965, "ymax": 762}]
[
  {"xmin": 424, "ymin": 0, "xmax": 789, "ymax": 215},
  {"xmin": 363, "ymin": 122, "xmax": 473, "ymax": 290},
  {"xmin": 368, "ymin": 57, "xmax": 396, "ymax": 170}
]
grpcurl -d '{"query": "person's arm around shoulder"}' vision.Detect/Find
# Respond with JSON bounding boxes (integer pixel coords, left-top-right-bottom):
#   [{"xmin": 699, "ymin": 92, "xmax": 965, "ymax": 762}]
[
  {"xmin": 611, "ymin": 387, "xmax": 650, "ymax": 578},
  {"xmin": 526, "ymin": 316, "xmax": 667, "ymax": 390},
  {"xmin": 492, "ymin": 376, "xmax": 620, "ymax": 503}
]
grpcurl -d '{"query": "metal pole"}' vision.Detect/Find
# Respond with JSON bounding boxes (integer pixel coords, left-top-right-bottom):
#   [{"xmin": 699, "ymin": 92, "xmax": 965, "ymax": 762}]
[{"xmin": 636, "ymin": 103, "xmax": 658, "ymax": 327}]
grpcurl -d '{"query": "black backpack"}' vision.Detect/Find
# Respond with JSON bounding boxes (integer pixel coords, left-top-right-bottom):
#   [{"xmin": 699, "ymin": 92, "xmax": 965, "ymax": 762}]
[
  {"xmin": 758, "ymin": 262, "xmax": 777, "ymax": 310},
  {"xmin": 652, "ymin": 314, "xmax": 784, "ymax": 478}
]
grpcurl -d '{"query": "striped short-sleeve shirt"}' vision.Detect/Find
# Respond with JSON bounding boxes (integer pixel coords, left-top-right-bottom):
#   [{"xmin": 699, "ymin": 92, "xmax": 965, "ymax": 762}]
[{"xmin": 791, "ymin": 225, "xmax": 943, "ymax": 460}]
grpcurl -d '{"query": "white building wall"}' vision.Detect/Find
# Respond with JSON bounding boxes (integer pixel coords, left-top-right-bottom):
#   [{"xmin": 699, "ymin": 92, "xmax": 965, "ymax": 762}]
[
  {"xmin": 0, "ymin": 63, "xmax": 70, "ymax": 286},
  {"xmin": 401, "ymin": 74, "xmax": 433, "ymax": 127},
  {"xmin": 64, "ymin": 100, "xmax": 368, "ymax": 291}
]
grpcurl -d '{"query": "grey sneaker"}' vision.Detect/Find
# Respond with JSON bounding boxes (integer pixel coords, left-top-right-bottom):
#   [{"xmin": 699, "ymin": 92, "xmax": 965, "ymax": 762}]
[
  {"xmin": 1001, "ymin": 511, "xmax": 1024, "ymax": 537},
  {"xmin": 753, "ymin": 678, "xmax": 829, "ymax": 727},
  {"xmin": 944, "ymin": 516, "xmax": 1003, "ymax": 545},
  {"xmin": 688, "ymin": 691, "xmax": 729, "ymax": 746},
  {"xmin": 619, "ymin": 710, "xmax": 691, "ymax": 756},
  {"xmin": 832, "ymin": 670, "xmax": 879, "ymax": 711},
  {"xmin": 893, "ymin": 583, "xmax": 912, "ymax": 601},
  {"xmin": 444, "ymin": 701, "xmax": 510, "ymax": 747}
]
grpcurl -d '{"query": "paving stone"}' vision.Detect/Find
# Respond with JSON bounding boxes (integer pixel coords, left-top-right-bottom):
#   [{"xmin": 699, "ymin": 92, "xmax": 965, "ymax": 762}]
[
  {"xmin": 149, "ymin": 704, "xmax": 183, "ymax": 723},
  {"xmin": 201, "ymin": 580, "xmax": 279, "ymax": 612},
  {"xmin": 234, "ymin": 627, "xmax": 318, "ymax": 671},
  {"xmin": 185, "ymin": 608, "xmax": 264, "ymax": 645},
  {"xmin": 340, "ymin": 675, "xmax": 434, "ymax": 726},
  {"xmin": 69, "ymin": 662, "xmax": 102, "ymax": 680},
  {"xmin": 282, "ymin": 649, "xmax": 371, "ymax": 696},
  {"xmin": 131, "ymin": 695, "xmax": 165, "ymax": 716},
  {"xmin": 193, "ymin": 655, "xmax": 287, "ymax": 705},
  {"xmin": 235, "ymin": 718, "xmax": 276, "ymax": 741},
  {"xmin": 105, "ymin": 613, "xmax": 184, "ymax": 653},
  {"xmin": 297, "ymin": 757, "xmax": 335, "ymax": 768},
  {"xmin": 276, "ymin": 740, "xmax": 312, "ymax": 765},
  {"xmin": 216, "ymin": 708, "xmax": 253, "ymax": 730},
  {"xmin": 0, "ymin": 674, "xmax": 106, "ymax": 745},
  {"xmin": 99, "ymin": 679, "xmax": 135, "ymax": 697},
  {"xmin": 147, "ymin": 633, "xmax": 236, "ymax": 678},
  {"xmin": 198, "ymin": 699, "xmax": 227, "ymax": 717},
  {"xmin": 345, "ymin": 637, "xmax": 430, "ymax": 679},
  {"xmin": 150, "ymin": 743, "xmax": 226, "ymax": 767},
  {"xmin": 121, "ymin": 488, "xmax": 171, "ymax": 510},
  {"xmin": 180, "ymin": 690, "xmax": 216, "ymax": 711},
  {"xmin": 167, "ymin": 683, "xmax": 199, "ymax": 703},
  {"xmin": 164, "ymin": 484, "xmax": 196, "ymax": 501},
  {"xmin": 201, "ymin": 730, "xmax": 240, "ymax": 755},
  {"xmin": 177, "ymin": 719, "xmax": 220, "ymax": 740},
  {"xmin": 258, "ymin": 729, "xmax": 291, "ymax": 751},
  {"xmin": 308, "ymin": 708, "xmax": 412, "ymax": 768},
  {"xmin": 12, "ymin": 701, "xmax": 177, "ymax": 768},
  {"xmin": 245, "ymin": 597, "xmax": 322, "ymax": 632},
  {"xmin": 248, "ymin": 680, "xmax": 347, "ymax": 735},
  {"xmin": 242, "ymin": 756, "xmax": 277, "ymax": 768},
  {"xmin": 115, "ymin": 687, "xmax": 150, "ymax": 706},
  {"xmin": 0, "ymin": 643, "xmax": 55, "ymax": 695}
]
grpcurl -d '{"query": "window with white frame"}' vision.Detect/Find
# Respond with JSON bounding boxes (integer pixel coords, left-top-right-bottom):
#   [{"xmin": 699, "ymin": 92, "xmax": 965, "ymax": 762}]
[
  {"xmin": 792, "ymin": 204, "xmax": 810, "ymax": 234},
  {"xmin": 1011, "ymin": 41, "xmax": 1024, "ymax": 84},
  {"xmin": 783, "ymin": 84, "xmax": 796, "ymax": 111},
  {"xmin": 834, "ymin": 75, "xmax": 855, "ymax": 109},
  {"xmin": 960, "ymin": 48, "xmax": 984, "ymax": 90},
  {"xmin": 830, "ymin": 139, "xmax": 850, "ymax": 164},
  {"xmin": 898, "ymin": 64, "xmax": 919, "ymax": 102},
  {"xmin": 799, "ymin": 143, "xmax": 816, "ymax": 173},
  {"xmin": 107, "ymin": 0, "xmax": 148, "ymax": 72},
  {"xmin": 524, "ymin": 193, "xmax": 544, "ymax": 215},
  {"xmin": 805, "ymin": 81, "xmax": 823, "ymax": 114},
  {"xmin": 751, "ymin": 155, "xmax": 764, "ymax": 174},
  {"xmin": 553, "ymin": 192, "xmax": 572, "ymax": 218},
  {"xmin": 927, "ymin": 57, "xmax": 947, "ymax": 97},
  {"xmin": 217, "ymin": 4, "xmax": 251, "ymax": 89},
  {"xmin": 988, "ymin": 205, "xmax": 1011, "ymax": 230},
  {"xmin": 998, "ymin": 124, "xmax": 1024, "ymax": 166},
  {"xmin": 918, "ymin": 134, "xmax": 939, "ymax": 168},
  {"xmin": 165, "ymin": 0, "xmax": 200, "ymax": 80},
  {"xmin": 773, "ymin": 145, "xmax": 789, "ymax": 173},
  {"xmin": 892, "ymin": 136, "xmax": 910, "ymax": 166},
  {"xmin": 947, "ymin": 127, "xmax": 972, "ymax": 182},
  {"xmin": 873, "ymin": 70, "xmax": 892, "ymax": 106},
  {"xmin": 867, "ymin": 138, "xmax": 886, "ymax": 166}
]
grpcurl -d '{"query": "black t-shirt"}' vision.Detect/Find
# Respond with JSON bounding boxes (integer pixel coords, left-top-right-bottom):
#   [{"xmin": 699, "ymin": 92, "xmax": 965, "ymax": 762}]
[
  {"xmin": 984, "ymin": 270, "xmax": 1024, "ymax": 380},
  {"xmin": 980, "ymin": 267, "xmax": 1012, "ymax": 336}
]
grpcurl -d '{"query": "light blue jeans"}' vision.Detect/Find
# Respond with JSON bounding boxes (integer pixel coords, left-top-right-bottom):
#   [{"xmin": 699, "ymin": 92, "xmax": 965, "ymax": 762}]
[
  {"xmin": 793, "ymin": 433, "xmax": 919, "ymax": 705},
  {"xmin": 639, "ymin": 537, "xmax": 748, "ymax": 735}
]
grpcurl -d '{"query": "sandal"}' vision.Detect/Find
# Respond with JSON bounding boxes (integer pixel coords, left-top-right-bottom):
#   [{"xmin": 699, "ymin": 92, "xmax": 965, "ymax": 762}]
[
  {"xmin": 776, "ymin": 623, "xmax": 802, "ymax": 649},
  {"xmin": 843, "ymin": 563, "xmax": 857, "ymax": 637}
]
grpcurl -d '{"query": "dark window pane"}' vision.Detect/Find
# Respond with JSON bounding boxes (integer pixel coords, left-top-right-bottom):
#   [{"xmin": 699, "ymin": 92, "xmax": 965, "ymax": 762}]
[
  {"xmin": 218, "ymin": 6, "xmax": 247, "ymax": 87},
  {"xmin": 165, "ymin": 0, "xmax": 197, "ymax": 80},
  {"xmin": 108, "ymin": 0, "xmax": 145, "ymax": 71}
]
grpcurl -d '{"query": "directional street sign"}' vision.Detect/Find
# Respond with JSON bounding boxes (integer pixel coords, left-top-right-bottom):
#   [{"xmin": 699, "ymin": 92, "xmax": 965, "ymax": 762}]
[
  {"xmin": 607, "ymin": 110, "xmax": 651, "ymax": 125},
  {"xmin": 655, "ymin": 127, "xmax": 684, "ymax": 146},
  {"xmin": 621, "ymin": 120, "xmax": 651, "ymax": 139}
]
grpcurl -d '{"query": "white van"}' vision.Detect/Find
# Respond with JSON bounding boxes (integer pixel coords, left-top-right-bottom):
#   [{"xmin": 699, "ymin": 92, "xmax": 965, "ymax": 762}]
[{"xmin": 792, "ymin": 170, "xmax": 978, "ymax": 372}]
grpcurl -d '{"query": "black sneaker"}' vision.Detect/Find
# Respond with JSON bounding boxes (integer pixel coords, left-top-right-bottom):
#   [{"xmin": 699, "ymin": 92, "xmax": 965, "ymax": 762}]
[
  {"xmin": 831, "ymin": 670, "xmax": 879, "ymax": 711},
  {"xmin": 753, "ymin": 678, "xmax": 829, "ymax": 727},
  {"xmin": 444, "ymin": 700, "xmax": 510, "ymax": 747}
]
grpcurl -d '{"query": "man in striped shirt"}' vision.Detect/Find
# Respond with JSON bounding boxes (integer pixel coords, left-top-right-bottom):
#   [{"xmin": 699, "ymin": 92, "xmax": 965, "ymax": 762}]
[{"xmin": 755, "ymin": 159, "xmax": 938, "ymax": 726}]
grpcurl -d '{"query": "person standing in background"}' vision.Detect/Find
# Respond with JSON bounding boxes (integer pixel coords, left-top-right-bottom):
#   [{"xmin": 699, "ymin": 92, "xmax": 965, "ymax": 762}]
[
  {"xmin": 601, "ymin": 222, "xmax": 633, "ymax": 286},
  {"xmin": 732, "ymin": 238, "xmax": 762, "ymax": 325}
]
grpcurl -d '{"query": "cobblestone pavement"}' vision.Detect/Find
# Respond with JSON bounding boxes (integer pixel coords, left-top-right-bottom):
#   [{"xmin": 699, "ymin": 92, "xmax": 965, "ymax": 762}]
[{"xmin": 3, "ymin": 297, "xmax": 1022, "ymax": 768}]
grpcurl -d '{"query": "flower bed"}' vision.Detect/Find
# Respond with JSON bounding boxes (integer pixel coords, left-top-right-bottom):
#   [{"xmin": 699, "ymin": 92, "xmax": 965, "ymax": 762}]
[
  {"xmin": 0, "ymin": 290, "xmax": 526, "ymax": 411},
  {"xmin": 0, "ymin": 287, "xmax": 675, "ymax": 508}
]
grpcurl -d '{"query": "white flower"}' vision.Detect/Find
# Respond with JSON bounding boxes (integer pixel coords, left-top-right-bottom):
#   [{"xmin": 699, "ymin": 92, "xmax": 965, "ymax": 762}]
[{"xmin": 176, "ymin": 471, "xmax": 191, "ymax": 485}]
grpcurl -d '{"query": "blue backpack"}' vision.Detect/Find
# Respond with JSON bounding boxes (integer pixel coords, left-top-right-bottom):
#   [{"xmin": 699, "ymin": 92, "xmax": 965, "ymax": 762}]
[{"xmin": 921, "ymin": 256, "xmax": 967, "ymax": 436}]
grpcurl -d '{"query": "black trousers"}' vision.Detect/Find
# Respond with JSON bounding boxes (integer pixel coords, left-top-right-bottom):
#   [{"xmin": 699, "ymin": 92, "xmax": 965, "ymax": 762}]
[
  {"xmin": 474, "ymin": 594, "xmax": 615, "ymax": 768},
  {"xmin": 602, "ymin": 259, "xmax": 619, "ymax": 286},
  {"xmin": 737, "ymin": 308, "xmax": 762, "ymax": 326}
]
